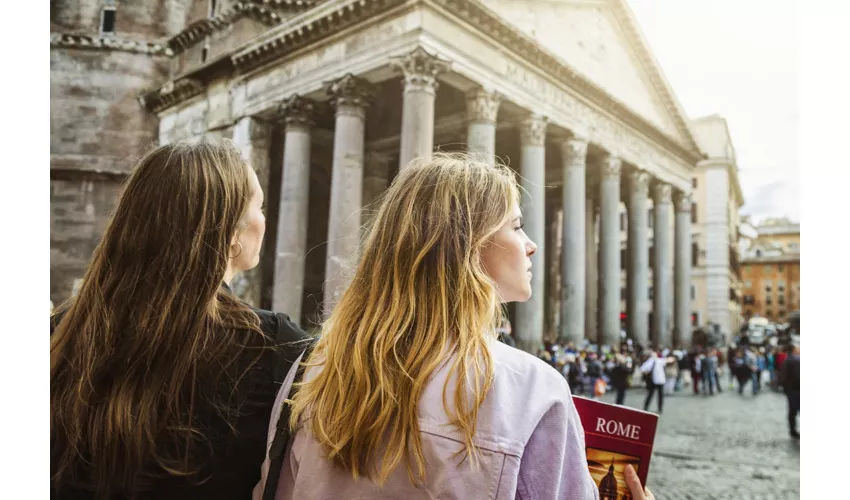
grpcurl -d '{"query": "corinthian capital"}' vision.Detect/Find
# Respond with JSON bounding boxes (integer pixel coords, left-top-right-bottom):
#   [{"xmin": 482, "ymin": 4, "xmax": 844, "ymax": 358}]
[
  {"xmin": 601, "ymin": 154, "xmax": 622, "ymax": 179},
  {"xmin": 560, "ymin": 136, "xmax": 588, "ymax": 168},
  {"xmin": 325, "ymin": 74, "xmax": 373, "ymax": 116},
  {"xmin": 674, "ymin": 191, "xmax": 692, "ymax": 213},
  {"xmin": 520, "ymin": 114, "xmax": 548, "ymax": 147},
  {"xmin": 653, "ymin": 182, "xmax": 673, "ymax": 205},
  {"xmin": 277, "ymin": 94, "xmax": 315, "ymax": 130},
  {"xmin": 629, "ymin": 170, "xmax": 651, "ymax": 195},
  {"xmin": 391, "ymin": 47, "xmax": 450, "ymax": 95},
  {"xmin": 466, "ymin": 88, "xmax": 501, "ymax": 124}
]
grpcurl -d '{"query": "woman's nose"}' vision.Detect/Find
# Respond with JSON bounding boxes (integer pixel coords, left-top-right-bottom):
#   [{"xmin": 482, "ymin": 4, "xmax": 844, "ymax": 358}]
[{"xmin": 527, "ymin": 239, "xmax": 538, "ymax": 256}]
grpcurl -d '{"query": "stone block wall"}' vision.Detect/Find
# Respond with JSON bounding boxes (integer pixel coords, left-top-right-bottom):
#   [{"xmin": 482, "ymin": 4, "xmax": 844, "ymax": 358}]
[
  {"xmin": 50, "ymin": 177, "xmax": 124, "ymax": 305},
  {"xmin": 51, "ymin": 0, "xmax": 201, "ymax": 39},
  {"xmin": 51, "ymin": 48, "xmax": 170, "ymax": 174},
  {"xmin": 50, "ymin": 0, "xmax": 184, "ymax": 304}
]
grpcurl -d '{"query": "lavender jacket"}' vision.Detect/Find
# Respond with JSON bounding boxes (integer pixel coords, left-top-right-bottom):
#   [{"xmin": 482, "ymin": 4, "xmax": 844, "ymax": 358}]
[{"xmin": 253, "ymin": 339, "xmax": 599, "ymax": 500}]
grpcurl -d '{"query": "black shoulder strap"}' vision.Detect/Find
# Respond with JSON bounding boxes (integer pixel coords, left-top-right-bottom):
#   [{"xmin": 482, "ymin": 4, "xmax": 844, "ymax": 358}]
[{"xmin": 262, "ymin": 343, "xmax": 313, "ymax": 500}]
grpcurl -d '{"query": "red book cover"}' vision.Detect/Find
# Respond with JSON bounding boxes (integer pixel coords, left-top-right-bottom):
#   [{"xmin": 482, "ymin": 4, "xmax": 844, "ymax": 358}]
[{"xmin": 573, "ymin": 397, "xmax": 659, "ymax": 500}]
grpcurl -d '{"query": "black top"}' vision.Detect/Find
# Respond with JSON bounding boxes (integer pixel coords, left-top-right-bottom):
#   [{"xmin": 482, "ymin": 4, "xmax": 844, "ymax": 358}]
[
  {"xmin": 780, "ymin": 353, "xmax": 801, "ymax": 393},
  {"xmin": 50, "ymin": 283, "xmax": 312, "ymax": 500},
  {"xmin": 608, "ymin": 363, "xmax": 631, "ymax": 388}
]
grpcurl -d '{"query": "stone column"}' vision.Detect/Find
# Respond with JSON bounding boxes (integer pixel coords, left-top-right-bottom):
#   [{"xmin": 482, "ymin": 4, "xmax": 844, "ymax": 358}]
[
  {"xmin": 323, "ymin": 74, "xmax": 372, "ymax": 316},
  {"xmin": 652, "ymin": 182, "xmax": 673, "ymax": 347},
  {"xmin": 392, "ymin": 47, "xmax": 449, "ymax": 169},
  {"xmin": 559, "ymin": 136, "xmax": 588, "ymax": 346},
  {"xmin": 465, "ymin": 88, "xmax": 500, "ymax": 166},
  {"xmin": 598, "ymin": 155, "xmax": 622, "ymax": 347},
  {"xmin": 271, "ymin": 95, "xmax": 314, "ymax": 325},
  {"xmin": 548, "ymin": 205, "xmax": 564, "ymax": 339},
  {"xmin": 627, "ymin": 170, "xmax": 650, "ymax": 348},
  {"xmin": 674, "ymin": 191, "xmax": 693, "ymax": 348},
  {"xmin": 231, "ymin": 116, "xmax": 271, "ymax": 308},
  {"xmin": 514, "ymin": 114, "xmax": 547, "ymax": 353},
  {"xmin": 585, "ymin": 194, "xmax": 599, "ymax": 343}
]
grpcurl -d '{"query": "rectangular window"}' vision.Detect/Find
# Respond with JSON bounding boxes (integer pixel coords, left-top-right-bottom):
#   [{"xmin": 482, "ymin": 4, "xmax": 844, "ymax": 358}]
[
  {"xmin": 201, "ymin": 43, "xmax": 209, "ymax": 63},
  {"xmin": 648, "ymin": 287, "xmax": 653, "ymax": 300},
  {"xmin": 691, "ymin": 242, "xmax": 699, "ymax": 267},
  {"xmin": 100, "ymin": 7, "xmax": 116, "ymax": 34},
  {"xmin": 648, "ymin": 208, "xmax": 653, "ymax": 229},
  {"xmin": 621, "ymin": 288, "xmax": 626, "ymax": 301},
  {"xmin": 766, "ymin": 309, "xmax": 772, "ymax": 317},
  {"xmin": 690, "ymin": 285, "xmax": 695, "ymax": 300},
  {"xmin": 778, "ymin": 264, "xmax": 784, "ymax": 272},
  {"xmin": 779, "ymin": 309, "xmax": 786, "ymax": 317},
  {"xmin": 766, "ymin": 297, "xmax": 772, "ymax": 305},
  {"xmin": 209, "ymin": 0, "xmax": 217, "ymax": 17},
  {"xmin": 620, "ymin": 249, "xmax": 626, "ymax": 270},
  {"xmin": 620, "ymin": 212, "xmax": 626, "ymax": 232},
  {"xmin": 649, "ymin": 246, "xmax": 654, "ymax": 269},
  {"xmin": 692, "ymin": 177, "xmax": 698, "ymax": 188},
  {"xmin": 691, "ymin": 203, "xmax": 697, "ymax": 224}
]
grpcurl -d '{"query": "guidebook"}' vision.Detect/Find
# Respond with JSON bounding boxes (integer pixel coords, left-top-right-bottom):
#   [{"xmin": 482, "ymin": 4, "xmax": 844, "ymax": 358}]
[{"xmin": 573, "ymin": 396, "xmax": 659, "ymax": 500}]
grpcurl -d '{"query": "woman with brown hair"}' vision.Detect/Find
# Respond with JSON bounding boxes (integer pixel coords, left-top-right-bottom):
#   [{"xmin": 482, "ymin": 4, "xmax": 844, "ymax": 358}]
[
  {"xmin": 257, "ymin": 153, "xmax": 654, "ymax": 500},
  {"xmin": 50, "ymin": 138, "xmax": 310, "ymax": 499}
]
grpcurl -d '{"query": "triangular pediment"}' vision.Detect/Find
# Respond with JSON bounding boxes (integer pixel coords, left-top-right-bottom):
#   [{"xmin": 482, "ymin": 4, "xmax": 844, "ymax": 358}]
[{"xmin": 478, "ymin": 0, "xmax": 696, "ymax": 149}]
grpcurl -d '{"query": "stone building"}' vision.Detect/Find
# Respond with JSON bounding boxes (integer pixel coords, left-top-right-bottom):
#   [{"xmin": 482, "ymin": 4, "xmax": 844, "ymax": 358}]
[
  {"xmin": 688, "ymin": 115, "xmax": 745, "ymax": 336},
  {"xmin": 51, "ymin": 0, "xmax": 706, "ymax": 351},
  {"xmin": 740, "ymin": 218, "xmax": 800, "ymax": 324}
]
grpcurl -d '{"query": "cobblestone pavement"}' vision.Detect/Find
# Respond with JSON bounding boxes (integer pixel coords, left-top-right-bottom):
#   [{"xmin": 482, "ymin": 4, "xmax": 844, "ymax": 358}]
[{"xmin": 597, "ymin": 382, "xmax": 800, "ymax": 500}]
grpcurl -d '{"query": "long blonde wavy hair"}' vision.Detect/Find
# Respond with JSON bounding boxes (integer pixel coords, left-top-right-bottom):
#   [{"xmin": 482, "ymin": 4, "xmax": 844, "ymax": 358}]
[{"xmin": 288, "ymin": 152, "xmax": 520, "ymax": 485}]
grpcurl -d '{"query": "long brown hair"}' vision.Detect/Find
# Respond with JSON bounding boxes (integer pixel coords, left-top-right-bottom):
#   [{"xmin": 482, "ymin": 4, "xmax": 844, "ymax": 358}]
[
  {"xmin": 50, "ymin": 138, "xmax": 270, "ymax": 498},
  {"xmin": 288, "ymin": 153, "xmax": 520, "ymax": 485}
]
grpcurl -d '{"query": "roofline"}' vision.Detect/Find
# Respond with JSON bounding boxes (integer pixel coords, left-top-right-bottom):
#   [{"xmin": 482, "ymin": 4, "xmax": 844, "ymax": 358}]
[
  {"xmin": 139, "ymin": 0, "xmax": 706, "ymax": 165},
  {"xmin": 610, "ymin": 0, "xmax": 703, "ymax": 155}
]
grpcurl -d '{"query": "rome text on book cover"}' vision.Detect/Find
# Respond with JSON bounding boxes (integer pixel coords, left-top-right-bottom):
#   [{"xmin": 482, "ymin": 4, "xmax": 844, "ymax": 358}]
[{"xmin": 573, "ymin": 396, "xmax": 659, "ymax": 500}]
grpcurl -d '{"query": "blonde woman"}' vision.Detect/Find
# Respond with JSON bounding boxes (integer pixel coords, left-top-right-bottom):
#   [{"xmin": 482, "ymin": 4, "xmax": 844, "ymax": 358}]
[{"xmin": 257, "ymin": 153, "xmax": 654, "ymax": 500}]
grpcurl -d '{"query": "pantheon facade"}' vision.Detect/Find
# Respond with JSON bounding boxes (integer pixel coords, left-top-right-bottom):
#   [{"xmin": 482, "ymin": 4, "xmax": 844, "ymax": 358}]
[{"xmin": 51, "ymin": 0, "xmax": 705, "ymax": 352}]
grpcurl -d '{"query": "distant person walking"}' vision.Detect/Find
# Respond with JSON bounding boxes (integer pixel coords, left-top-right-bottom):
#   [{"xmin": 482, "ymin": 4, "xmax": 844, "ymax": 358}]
[{"xmin": 641, "ymin": 351, "xmax": 667, "ymax": 414}]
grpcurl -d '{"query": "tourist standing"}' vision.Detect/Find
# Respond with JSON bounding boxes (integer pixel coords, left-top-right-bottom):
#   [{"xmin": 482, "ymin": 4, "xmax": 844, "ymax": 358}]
[
  {"xmin": 255, "ymin": 154, "xmax": 656, "ymax": 499},
  {"xmin": 780, "ymin": 343, "xmax": 801, "ymax": 439},
  {"xmin": 610, "ymin": 354, "xmax": 632, "ymax": 405},
  {"xmin": 50, "ymin": 139, "xmax": 311, "ymax": 499},
  {"xmin": 702, "ymin": 349, "xmax": 718, "ymax": 396}
]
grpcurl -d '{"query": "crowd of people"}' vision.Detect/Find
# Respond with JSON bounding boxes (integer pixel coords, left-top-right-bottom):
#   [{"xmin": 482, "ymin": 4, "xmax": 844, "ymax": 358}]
[{"xmin": 515, "ymin": 336, "xmax": 801, "ymax": 437}]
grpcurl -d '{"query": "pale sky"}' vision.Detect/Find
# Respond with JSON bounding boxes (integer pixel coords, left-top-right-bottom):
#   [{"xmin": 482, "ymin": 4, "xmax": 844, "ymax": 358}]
[{"xmin": 627, "ymin": 0, "xmax": 800, "ymax": 224}]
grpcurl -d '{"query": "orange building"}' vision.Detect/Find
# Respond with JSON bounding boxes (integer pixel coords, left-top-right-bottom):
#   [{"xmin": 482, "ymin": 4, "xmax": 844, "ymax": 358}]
[
  {"xmin": 740, "ymin": 218, "xmax": 800, "ymax": 324},
  {"xmin": 740, "ymin": 256, "xmax": 800, "ymax": 323}
]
